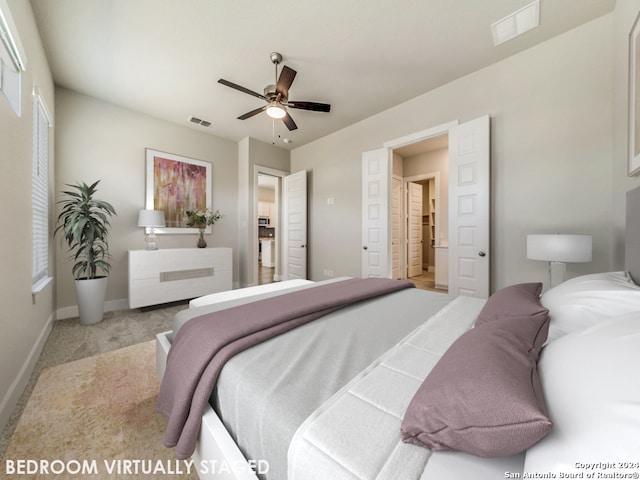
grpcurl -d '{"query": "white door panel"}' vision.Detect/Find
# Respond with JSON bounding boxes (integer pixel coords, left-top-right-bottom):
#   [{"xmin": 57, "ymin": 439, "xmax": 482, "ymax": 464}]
[
  {"xmin": 448, "ymin": 115, "xmax": 490, "ymax": 298},
  {"xmin": 283, "ymin": 170, "xmax": 307, "ymax": 279},
  {"xmin": 362, "ymin": 149, "xmax": 390, "ymax": 278},
  {"xmin": 407, "ymin": 182, "xmax": 423, "ymax": 277}
]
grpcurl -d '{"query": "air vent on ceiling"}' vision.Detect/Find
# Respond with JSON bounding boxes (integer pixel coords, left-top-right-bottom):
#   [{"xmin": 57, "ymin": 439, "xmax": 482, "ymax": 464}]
[
  {"xmin": 491, "ymin": 0, "xmax": 540, "ymax": 46},
  {"xmin": 189, "ymin": 116, "xmax": 212, "ymax": 128}
]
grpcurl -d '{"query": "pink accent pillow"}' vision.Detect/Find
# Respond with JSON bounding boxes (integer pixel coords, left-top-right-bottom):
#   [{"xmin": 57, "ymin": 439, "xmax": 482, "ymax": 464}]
[
  {"xmin": 401, "ymin": 312, "xmax": 551, "ymax": 457},
  {"xmin": 475, "ymin": 282, "xmax": 546, "ymax": 326}
]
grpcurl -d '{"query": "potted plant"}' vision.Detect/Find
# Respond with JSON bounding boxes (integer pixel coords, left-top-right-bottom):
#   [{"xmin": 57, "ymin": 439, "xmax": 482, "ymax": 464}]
[
  {"xmin": 55, "ymin": 180, "xmax": 117, "ymax": 325},
  {"xmin": 184, "ymin": 208, "xmax": 222, "ymax": 248}
]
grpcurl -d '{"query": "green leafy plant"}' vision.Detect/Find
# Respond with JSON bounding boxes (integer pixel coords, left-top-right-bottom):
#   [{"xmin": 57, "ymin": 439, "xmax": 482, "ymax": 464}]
[
  {"xmin": 184, "ymin": 208, "xmax": 222, "ymax": 228},
  {"xmin": 55, "ymin": 181, "xmax": 117, "ymax": 280}
]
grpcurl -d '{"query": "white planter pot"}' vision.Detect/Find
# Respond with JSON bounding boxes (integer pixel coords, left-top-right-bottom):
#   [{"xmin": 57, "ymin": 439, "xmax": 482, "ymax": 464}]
[{"xmin": 75, "ymin": 276, "xmax": 108, "ymax": 325}]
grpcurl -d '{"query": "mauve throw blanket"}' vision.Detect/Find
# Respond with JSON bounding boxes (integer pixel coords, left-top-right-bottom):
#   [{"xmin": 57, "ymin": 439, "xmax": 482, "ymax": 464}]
[{"xmin": 157, "ymin": 277, "xmax": 414, "ymax": 459}]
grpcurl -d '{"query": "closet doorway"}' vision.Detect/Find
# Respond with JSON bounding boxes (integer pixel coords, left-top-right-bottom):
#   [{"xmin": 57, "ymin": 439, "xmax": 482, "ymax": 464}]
[
  {"xmin": 392, "ymin": 134, "xmax": 449, "ymax": 292},
  {"xmin": 257, "ymin": 174, "xmax": 279, "ymax": 285},
  {"xmin": 362, "ymin": 115, "xmax": 490, "ymax": 297}
]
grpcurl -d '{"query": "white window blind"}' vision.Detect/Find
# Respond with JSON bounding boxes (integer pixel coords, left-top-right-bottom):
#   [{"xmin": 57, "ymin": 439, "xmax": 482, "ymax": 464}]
[{"xmin": 32, "ymin": 92, "xmax": 51, "ymax": 287}]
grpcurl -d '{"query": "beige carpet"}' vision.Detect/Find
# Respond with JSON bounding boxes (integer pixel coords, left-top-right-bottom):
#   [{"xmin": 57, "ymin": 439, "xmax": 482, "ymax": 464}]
[{"xmin": 1, "ymin": 341, "xmax": 197, "ymax": 479}]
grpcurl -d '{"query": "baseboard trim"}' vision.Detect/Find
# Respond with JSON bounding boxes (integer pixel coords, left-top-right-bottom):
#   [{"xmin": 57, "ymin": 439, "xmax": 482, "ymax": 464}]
[
  {"xmin": 0, "ymin": 311, "xmax": 55, "ymax": 434},
  {"xmin": 56, "ymin": 298, "xmax": 129, "ymax": 320}
]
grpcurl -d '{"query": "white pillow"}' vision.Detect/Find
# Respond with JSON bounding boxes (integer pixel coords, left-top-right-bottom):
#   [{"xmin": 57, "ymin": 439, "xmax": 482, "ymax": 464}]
[
  {"xmin": 523, "ymin": 313, "xmax": 640, "ymax": 474},
  {"xmin": 541, "ymin": 271, "xmax": 640, "ymax": 342}
]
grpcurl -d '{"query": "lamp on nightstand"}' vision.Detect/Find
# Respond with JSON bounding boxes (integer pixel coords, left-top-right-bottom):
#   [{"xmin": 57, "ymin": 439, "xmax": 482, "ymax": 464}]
[
  {"xmin": 527, "ymin": 234, "xmax": 592, "ymax": 288},
  {"xmin": 137, "ymin": 209, "xmax": 166, "ymax": 250}
]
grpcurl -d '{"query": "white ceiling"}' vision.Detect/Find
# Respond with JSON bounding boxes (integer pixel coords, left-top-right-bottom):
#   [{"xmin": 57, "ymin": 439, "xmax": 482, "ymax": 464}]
[{"xmin": 29, "ymin": 0, "xmax": 615, "ymax": 150}]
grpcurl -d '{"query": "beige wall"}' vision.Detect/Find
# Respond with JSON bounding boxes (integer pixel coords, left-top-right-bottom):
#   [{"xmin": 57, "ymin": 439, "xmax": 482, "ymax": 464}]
[
  {"xmin": 54, "ymin": 88, "xmax": 239, "ymax": 315},
  {"xmin": 0, "ymin": 0, "xmax": 55, "ymax": 432},
  {"xmin": 292, "ymin": 14, "xmax": 614, "ymax": 290}
]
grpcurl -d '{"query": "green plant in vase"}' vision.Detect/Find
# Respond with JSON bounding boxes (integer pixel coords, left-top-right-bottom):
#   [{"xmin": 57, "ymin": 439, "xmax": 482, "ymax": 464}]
[
  {"xmin": 55, "ymin": 180, "xmax": 117, "ymax": 324},
  {"xmin": 184, "ymin": 208, "xmax": 222, "ymax": 248}
]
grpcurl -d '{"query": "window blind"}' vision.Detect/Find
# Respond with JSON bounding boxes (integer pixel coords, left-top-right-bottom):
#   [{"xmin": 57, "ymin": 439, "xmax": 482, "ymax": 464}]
[
  {"xmin": 0, "ymin": 0, "xmax": 26, "ymax": 116},
  {"xmin": 32, "ymin": 93, "xmax": 51, "ymax": 286}
]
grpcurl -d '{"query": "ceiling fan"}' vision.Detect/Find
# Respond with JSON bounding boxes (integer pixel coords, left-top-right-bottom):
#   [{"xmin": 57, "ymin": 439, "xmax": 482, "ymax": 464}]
[{"xmin": 218, "ymin": 52, "xmax": 331, "ymax": 131}]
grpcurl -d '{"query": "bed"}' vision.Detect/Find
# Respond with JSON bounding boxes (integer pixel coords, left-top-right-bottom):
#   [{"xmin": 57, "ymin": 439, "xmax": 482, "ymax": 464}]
[{"xmin": 156, "ymin": 187, "xmax": 640, "ymax": 480}]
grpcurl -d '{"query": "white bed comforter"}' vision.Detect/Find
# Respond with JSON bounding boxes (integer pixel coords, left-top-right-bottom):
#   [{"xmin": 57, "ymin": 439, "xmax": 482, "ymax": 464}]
[{"xmin": 287, "ymin": 295, "xmax": 526, "ymax": 480}]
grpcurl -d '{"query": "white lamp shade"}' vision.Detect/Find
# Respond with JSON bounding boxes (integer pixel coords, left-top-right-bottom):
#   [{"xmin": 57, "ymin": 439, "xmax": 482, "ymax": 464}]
[
  {"xmin": 527, "ymin": 234, "xmax": 592, "ymax": 263},
  {"xmin": 137, "ymin": 209, "xmax": 166, "ymax": 228}
]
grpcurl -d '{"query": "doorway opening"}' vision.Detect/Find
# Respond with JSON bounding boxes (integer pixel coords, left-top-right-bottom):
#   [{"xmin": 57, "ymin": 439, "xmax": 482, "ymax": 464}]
[
  {"xmin": 392, "ymin": 134, "xmax": 449, "ymax": 293},
  {"xmin": 257, "ymin": 173, "xmax": 279, "ymax": 285},
  {"xmin": 362, "ymin": 115, "xmax": 490, "ymax": 297}
]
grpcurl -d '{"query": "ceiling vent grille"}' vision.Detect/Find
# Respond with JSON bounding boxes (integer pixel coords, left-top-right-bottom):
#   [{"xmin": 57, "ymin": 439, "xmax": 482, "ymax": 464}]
[
  {"xmin": 189, "ymin": 116, "xmax": 212, "ymax": 128},
  {"xmin": 491, "ymin": 0, "xmax": 540, "ymax": 46}
]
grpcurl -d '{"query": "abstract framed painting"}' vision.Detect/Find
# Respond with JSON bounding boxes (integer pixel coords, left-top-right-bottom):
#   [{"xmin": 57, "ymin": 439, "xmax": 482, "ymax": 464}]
[
  {"xmin": 145, "ymin": 148, "xmax": 212, "ymax": 233},
  {"xmin": 629, "ymin": 11, "xmax": 640, "ymax": 176}
]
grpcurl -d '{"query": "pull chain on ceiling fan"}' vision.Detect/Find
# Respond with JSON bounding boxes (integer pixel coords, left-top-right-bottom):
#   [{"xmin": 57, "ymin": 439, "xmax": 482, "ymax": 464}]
[{"xmin": 217, "ymin": 52, "xmax": 331, "ymax": 132}]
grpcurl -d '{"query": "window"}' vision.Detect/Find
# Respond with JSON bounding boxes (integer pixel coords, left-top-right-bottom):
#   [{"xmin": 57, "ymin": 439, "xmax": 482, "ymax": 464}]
[
  {"xmin": 32, "ymin": 90, "xmax": 52, "ymax": 291},
  {"xmin": 0, "ymin": 0, "xmax": 26, "ymax": 116}
]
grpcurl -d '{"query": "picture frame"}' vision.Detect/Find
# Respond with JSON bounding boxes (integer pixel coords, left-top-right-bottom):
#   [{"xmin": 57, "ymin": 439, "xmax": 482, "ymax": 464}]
[
  {"xmin": 629, "ymin": 11, "xmax": 640, "ymax": 176},
  {"xmin": 145, "ymin": 148, "xmax": 212, "ymax": 233}
]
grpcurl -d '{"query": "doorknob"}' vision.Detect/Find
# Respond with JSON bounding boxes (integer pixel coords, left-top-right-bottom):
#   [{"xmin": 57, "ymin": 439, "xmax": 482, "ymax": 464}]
[
  {"xmin": 363, "ymin": 246, "xmax": 368, "ymax": 250},
  {"xmin": 478, "ymin": 251, "xmax": 486, "ymax": 257},
  {"xmin": 300, "ymin": 245, "xmax": 306, "ymax": 248}
]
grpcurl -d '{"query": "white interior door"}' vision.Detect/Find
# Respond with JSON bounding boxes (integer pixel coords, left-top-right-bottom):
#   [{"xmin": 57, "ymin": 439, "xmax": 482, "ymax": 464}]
[
  {"xmin": 283, "ymin": 170, "xmax": 307, "ymax": 279},
  {"xmin": 448, "ymin": 115, "xmax": 490, "ymax": 298},
  {"xmin": 391, "ymin": 175, "xmax": 402, "ymax": 279},
  {"xmin": 407, "ymin": 182, "xmax": 423, "ymax": 277},
  {"xmin": 362, "ymin": 149, "xmax": 390, "ymax": 278}
]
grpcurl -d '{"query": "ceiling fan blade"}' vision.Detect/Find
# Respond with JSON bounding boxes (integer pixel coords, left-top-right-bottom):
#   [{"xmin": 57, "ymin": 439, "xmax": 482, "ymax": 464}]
[
  {"xmin": 276, "ymin": 66, "xmax": 297, "ymax": 99},
  {"xmin": 218, "ymin": 78, "xmax": 267, "ymax": 100},
  {"xmin": 282, "ymin": 112, "xmax": 298, "ymax": 131},
  {"xmin": 287, "ymin": 100, "xmax": 331, "ymax": 113},
  {"xmin": 238, "ymin": 106, "xmax": 266, "ymax": 120}
]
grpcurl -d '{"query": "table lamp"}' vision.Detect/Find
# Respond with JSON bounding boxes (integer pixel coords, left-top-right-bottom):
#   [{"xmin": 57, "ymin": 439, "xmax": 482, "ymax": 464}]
[
  {"xmin": 527, "ymin": 234, "xmax": 592, "ymax": 288},
  {"xmin": 137, "ymin": 209, "xmax": 166, "ymax": 250}
]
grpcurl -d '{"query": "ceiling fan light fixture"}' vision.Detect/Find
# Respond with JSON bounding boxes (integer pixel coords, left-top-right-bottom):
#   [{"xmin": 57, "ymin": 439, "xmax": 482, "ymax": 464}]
[
  {"xmin": 218, "ymin": 53, "xmax": 330, "ymax": 132},
  {"xmin": 266, "ymin": 102, "xmax": 286, "ymax": 119}
]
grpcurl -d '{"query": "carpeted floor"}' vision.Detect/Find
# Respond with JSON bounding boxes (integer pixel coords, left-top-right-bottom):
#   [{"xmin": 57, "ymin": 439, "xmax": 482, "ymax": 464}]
[
  {"xmin": 1, "ymin": 341, "xmax": 197, "ymax": 479},
  {"xmin": 0, "ymin": 304, "xmax": 192, "ymax": 479}
]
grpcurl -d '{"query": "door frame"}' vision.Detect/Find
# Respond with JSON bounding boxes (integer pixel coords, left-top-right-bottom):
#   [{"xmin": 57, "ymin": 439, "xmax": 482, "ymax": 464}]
[
  {"xmin": 253, "ymin": 165, "xmax": 288, "ymax": 284},
  {"xmin": 383, "ymin": 121, "xmax": 458, "ymax": 151},
  {"xmin": 382, "ymin": 121, "xmax": 457, "ymax": 279},
  {"xmin": 363, "ymin": 117, "xmax": 490, "ymax": 297}
]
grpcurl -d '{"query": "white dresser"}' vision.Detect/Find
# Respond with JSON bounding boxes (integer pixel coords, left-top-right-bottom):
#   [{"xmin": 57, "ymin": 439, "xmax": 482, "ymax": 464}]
[{"xmin": 128, "ymin": 248, "xmax": 232, "ymax": 308}]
